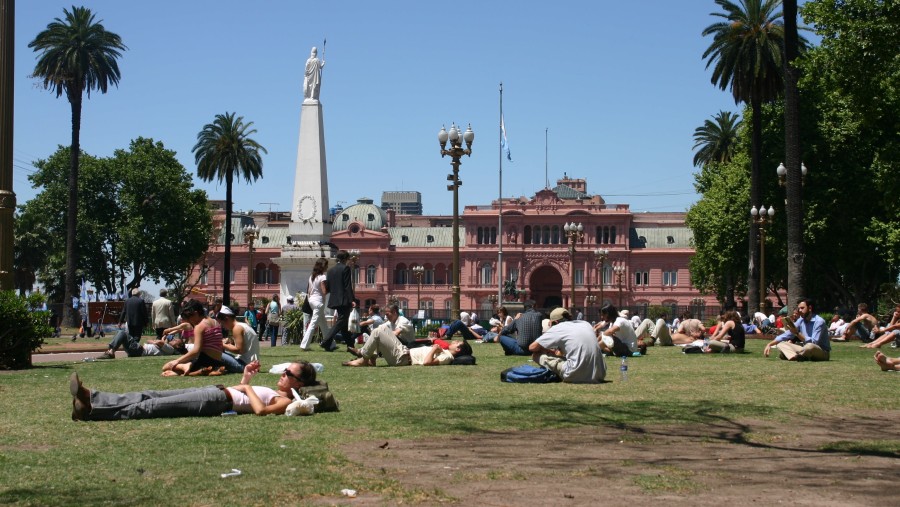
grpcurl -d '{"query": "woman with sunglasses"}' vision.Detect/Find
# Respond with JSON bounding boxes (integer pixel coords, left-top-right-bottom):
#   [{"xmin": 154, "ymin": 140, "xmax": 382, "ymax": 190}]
[
  {"xmin": 162, "ymin": 300, "xmax": 227, "ymax": 376},
  {"xmin": 69, "ymin": 360, "xmax": 317, "ymax": 420}
]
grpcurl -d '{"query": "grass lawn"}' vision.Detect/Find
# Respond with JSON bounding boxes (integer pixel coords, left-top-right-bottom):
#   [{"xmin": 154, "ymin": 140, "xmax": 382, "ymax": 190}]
[{"xmin": 1, "ymin": 339, "xmax": 898, "ymax": 505}]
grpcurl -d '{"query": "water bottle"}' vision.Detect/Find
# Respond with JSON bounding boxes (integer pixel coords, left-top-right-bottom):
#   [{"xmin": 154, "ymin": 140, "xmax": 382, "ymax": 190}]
[
  {"xmin": 703, "ymin": 336, "xmax": 710, "ymax": 353},
  {"xmin": 82, "ymin": 357, "xmax": 95, "ymax": 363},
  {"xmin": 619, "ymin": 356, "xmax": 628, "ymax": 382},
  {"xmin": 312, "ymin": 362, "xmax": 325, "ymax": 373}
]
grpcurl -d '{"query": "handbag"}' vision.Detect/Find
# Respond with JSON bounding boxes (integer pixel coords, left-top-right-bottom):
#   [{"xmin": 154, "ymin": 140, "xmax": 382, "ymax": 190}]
[
  {"xmin": 301, "ymin": 279, "xmax": 313, "ymax": 314},
  {"xmin": 348, "ymin": 308, "xmax": 361, "ymax": 333}
]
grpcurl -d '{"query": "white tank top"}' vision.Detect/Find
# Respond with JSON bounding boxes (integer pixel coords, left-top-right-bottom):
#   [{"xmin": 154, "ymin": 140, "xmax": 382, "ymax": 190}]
[{"xmin": 225, "ymin": 386, "xmax": 283, "ymax": 414}]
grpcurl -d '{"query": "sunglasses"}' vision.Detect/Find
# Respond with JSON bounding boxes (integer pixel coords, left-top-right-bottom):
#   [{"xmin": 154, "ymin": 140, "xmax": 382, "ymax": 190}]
[{"xmin": 282, "ymin": 369, "xmax": 302, "ymax": 382}]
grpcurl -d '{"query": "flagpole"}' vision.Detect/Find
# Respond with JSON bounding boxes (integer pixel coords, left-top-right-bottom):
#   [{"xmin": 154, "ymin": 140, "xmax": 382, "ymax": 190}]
[
  {"xmin": 545, "ymin": 128, "xmax": 549, "ymax": 189},
  {"xmin": 497, "ymin": 82, "xmax": 504, "ymax": 306}
]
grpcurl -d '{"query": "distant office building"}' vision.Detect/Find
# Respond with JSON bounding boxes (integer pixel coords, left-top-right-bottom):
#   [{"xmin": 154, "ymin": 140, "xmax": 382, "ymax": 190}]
[{"xmin": 381, "ymin": 191, "xmax": 422, "ymax": 215}]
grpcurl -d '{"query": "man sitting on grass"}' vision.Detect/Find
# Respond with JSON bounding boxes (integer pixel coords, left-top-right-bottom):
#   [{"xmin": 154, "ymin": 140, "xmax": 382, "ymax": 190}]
[
  {"xmin": 528, "ymin": 307, "xmax": 605, "ymax": 383},
  {"xmin": 342, "ymin": 323, "xmax": 472, "ymax": 367},
  {"xmin": 763, "ymin": 298, "xmax": 830, "ymax": 361},
  {"xmin": 69, "ymin": 360, "xmax": 315, "ymax": 420},
  {"xmin": 839, "ymin": 303, "xmax": 879, "ymax": 342}
]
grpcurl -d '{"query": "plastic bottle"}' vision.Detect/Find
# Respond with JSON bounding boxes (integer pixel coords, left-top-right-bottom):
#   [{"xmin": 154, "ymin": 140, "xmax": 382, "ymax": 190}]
[
  {"xmin": 82, "ymin": 357, "xmax": 95, "ymax": 363},
  {"xmin": 312, "ymin": 362, "xmax": 325, "ymax": 373},
  {"xmin": 703, "ymin": 336, "xmax": 710, "ymax": 352},
  {"xmin": 619, "ymin": 356, "xmax": 628, "ymax": 382}
]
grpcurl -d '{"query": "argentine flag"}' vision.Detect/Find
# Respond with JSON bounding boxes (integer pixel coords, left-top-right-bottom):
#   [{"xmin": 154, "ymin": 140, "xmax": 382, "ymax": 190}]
[{"xmin": 501, "ymin": 115, "xmax": 512, "ymax": 162}]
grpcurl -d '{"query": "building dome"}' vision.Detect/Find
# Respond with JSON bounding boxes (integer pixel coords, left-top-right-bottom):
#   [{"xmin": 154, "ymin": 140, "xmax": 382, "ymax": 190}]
[{"xmin": 332, "ymin": 198, "xmax": 388, "ymax": 231}]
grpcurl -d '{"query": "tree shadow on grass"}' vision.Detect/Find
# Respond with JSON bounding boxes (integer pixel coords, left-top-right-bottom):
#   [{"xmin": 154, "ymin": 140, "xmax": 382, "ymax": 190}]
[{"xmin": 394, "ymin": 399, "xmax": 900, "ymax": 460}]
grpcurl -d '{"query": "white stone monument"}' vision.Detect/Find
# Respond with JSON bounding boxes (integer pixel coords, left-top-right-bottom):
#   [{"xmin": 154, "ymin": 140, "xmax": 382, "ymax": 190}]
[{"xmin": 273, "ymin": 46, "xmax": 334, "ymax": 300}]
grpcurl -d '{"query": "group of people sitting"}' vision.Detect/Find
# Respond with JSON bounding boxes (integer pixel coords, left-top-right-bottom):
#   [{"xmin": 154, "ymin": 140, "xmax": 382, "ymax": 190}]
[{"xmin": 97, "ymin": 298, "xmax": 260, "ymax": 377}]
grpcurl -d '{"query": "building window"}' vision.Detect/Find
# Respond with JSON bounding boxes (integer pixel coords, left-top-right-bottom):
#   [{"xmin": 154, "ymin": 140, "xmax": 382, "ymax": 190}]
[
  {"xmin": 395, "ymin": 264, "xmax": 408, "ymax": 284},
  {"xmin": 574, "ymin": 269, "xmax": 584, "ymax": 286},
  {"xmin": 634, "ymin": 271, "xmax": 649, "ymax": 286},
  {"xmin": 610, "ymin": 226, "xmax": 617, "ymax": 244},
  {"xmin": 603, "ymin": 226, "xmax": 610, "ymax": 244},
  {"xmin": 229, "ymin": 269, "xmax": 236, "ymax": 284},
  {"xmin": 200, "ymin": 266, "xmax": 208, "ymax": 285},
  {"xmin": 667, "ymin": 235, "xmax": 675, "ymax": 245},
  {"xmin": 424, "ymin": 265, "xmax": 434, "ymax": 284},
  {"xmin": 551, "ymin": 225, "xmax": 560, "ymax": 244},
  {"xmin": 480, "ymin": 263, "xmax": 493, "ymax": 286},
  {"xmin": 268, "ymin": 264, "xmax": 280, "ymax": 284},
  {"xmin": 602, "ymin": 265, "xmax": 612, "ymax": 286},
  {"xmin": 663, "ymin": 270, "xmax": 677, "ymax": 286},
  {"xmin": 542, "ymin": 226, "xmax": 550, "ymax": 245},
  {"xmin": 524, "ymin": 225, "xmax": 532, "ymax": 245},
  {"xmin": 427, "ymin": 235, "xmax": 434, "ymax": 243},
  {"xmin": 367, "ymin": 213, "xmax": 375, "ymax": 221},
  {"xmin": 490, "ymin": 227, "xmax": 497, "ymax": 244},
  {"xmin": 507, "ymin": 267, "xmax": 519, "ymax": 284},
  {"xmin": 401, "ymin": 235, "xmax": 409, "ymax": 243},
  {"xmin": 261, "ymin": 236, "xmax": 269, "ymax": 244},
  {"xmin": 352, "ymin": 265, "xmax": 360, "ymax": 286},
  {"xmin": 366, "ymin": 265, "xmax": 377, "ymax": 284},
  {"xmin": 342, "ymin": 213, "xmax": 349, "ymax": 222}
]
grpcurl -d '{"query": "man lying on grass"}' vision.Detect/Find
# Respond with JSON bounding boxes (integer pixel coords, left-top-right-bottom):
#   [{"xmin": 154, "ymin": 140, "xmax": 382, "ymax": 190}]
[
  {"xmin": 342, "ymin": 324, "xmax": 472, "ymax": 367},
  {"xmin": 69, "ymin": 360, "xmax": 316, "ymax": 421}
]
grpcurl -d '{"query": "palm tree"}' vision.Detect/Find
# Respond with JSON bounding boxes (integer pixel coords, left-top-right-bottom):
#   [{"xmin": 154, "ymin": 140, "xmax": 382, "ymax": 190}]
[
  {"xmin": 782, "ymin": 0, "xmax": 804, "ymax": 308},
  {"xmin": 702, "ymin": 0, "xmax": 785, "ymax": 312},
  {"xmin": 192, "ymin": 112, "xmax": 266, "ymax": 308},
  {"xmin": 29, "ymin": 6, "xmax": 126, "ymax": 325},
  {"xmin": 692, "ymin": 111, "xmax": 742, "ymax": 167}
]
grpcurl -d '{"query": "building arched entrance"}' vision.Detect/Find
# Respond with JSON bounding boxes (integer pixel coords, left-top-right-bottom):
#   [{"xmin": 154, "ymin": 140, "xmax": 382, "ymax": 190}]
[{"xmin": 528, "ymin": 265, "xmax": 563, "ymax": 310}]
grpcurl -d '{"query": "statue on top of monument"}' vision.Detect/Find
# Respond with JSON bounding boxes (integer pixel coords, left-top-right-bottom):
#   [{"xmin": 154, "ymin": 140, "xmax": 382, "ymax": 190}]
[{"xmin": 303, "ymin": 46, "xmax": 325, "ymax": 102}]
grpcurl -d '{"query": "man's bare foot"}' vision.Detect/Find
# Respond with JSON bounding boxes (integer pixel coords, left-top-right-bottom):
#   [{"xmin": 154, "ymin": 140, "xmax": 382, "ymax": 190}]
[
  {"xmin": 342, "ymin": 357, "xmax": 372, "ymax": 367},
  {"xmin": 69, "ymin": 373, "xmax": 92, "ymax": 420},
  {"xmin": 207, "ymin": 367, "xmax": 226, "ymax": 377},
  {"xmin": 187, "ymin": 366, "xmax": 213, "ymax": 376},
  {"xmin": 161, "ymin": 370, "xmax": 180, "ymax": 377}
]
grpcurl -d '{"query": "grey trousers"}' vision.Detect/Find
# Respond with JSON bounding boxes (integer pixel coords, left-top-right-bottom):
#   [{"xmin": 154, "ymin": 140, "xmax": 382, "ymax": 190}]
[
  {"xmin": 108, "ymin": 330, "xmax": 143, "ymax": 357},
  {"xmin": 87, "ymin": 385, "xmax": 231, "ymax": 420}
]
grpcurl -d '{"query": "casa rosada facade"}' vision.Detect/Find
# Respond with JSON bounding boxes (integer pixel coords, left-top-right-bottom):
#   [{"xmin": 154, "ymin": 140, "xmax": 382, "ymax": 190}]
[{"xmin": 189, "ymin": 176, "xmax": 715, "ymax": 319}]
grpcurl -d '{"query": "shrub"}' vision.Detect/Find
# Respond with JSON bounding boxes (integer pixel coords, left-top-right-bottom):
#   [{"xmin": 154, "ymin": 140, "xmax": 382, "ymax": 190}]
[{"xmin": 0, "ymin": 292, "xmax": 52, "ymax": 370}]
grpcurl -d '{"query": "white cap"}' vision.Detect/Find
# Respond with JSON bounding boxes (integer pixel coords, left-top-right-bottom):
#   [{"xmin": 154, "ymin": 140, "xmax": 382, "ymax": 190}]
[{"xmin": 218, "ymin": 305, "xmax": 234, "ymax": 316}]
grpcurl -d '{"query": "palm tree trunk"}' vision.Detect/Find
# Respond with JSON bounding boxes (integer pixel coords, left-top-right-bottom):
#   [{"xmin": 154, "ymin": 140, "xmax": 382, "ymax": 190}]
[
  {"xmin": 63, "ymin": 90, "xmax": 82, "ymax": 327},
  {"xmin": 223, "ymin": 171, "xmax": 233, "ymax": 308},
  {"xmin": 747, "ymin": 97, "xmax": 762, "ymax": 313},
  {"xmin": 783, "ymin": 0, "xmax": 804, "ymax": 308}
]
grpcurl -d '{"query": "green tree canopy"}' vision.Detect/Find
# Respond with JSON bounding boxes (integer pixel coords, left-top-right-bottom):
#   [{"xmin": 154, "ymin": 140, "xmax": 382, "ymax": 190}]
[{"xmin": 16, "ymin": 139, "xmax": 212, "ymax": 300}]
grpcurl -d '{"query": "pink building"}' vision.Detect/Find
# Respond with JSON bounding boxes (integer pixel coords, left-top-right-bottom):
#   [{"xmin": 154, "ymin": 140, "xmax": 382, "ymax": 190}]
[{"xmin": 190, "ymin": 176, "xmax": 715, "ymax": 319}]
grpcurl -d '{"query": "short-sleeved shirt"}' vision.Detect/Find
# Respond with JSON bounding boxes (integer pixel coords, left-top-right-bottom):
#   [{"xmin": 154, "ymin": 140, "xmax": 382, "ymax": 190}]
[
  {"xmin": 534, "ymin": 320, "xmax": 606, "ymax": 383},
  {"xmin": 409, "ymin": 346, "xmax": 454, "ymax": 365},
  {"xmin": 610, "ymin": 317, "xmax": 638, "ymax": 352}
]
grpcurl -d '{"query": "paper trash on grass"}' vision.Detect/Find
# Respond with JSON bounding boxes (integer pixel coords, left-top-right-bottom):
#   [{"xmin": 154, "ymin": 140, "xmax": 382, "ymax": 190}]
[
  {"xmin": 220, "ymin": 469, "xmax": 241, "ymax": 478},
  {"xmin": 341, "ymin": 489, "xmax": 357, "ymax": 498}
]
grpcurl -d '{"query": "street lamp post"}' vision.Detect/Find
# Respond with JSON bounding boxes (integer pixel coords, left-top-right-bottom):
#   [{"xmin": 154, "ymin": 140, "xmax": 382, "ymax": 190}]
[
  {"xmin": 750, "ymin": 205, "xmax": 776, "ymax": 314},
  {"xmin": 563, "ymin": 222, "xmax": 584, "ymax": 313},
  {"xmin": 242, "ymin": 224, "xmax": 260, "ymax": 308},
  {"xmin": 438, "ymin": 123, "xmax": 474, "ymax": 318},
  {"xmin": 412, "ymin": 265, "xmax": 424, "ymax": 313},
  {"xmin": 613, "ymin": 265, "xmax": 626, "ymax": 308},
  {"xmin": 594, "ymin": 248, "xmax": 609, "ymax": 307}
]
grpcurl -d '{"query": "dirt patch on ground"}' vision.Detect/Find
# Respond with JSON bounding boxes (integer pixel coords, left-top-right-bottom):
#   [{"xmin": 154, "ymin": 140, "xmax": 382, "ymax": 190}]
[{"xmin": 333, "ymin": 413, "xmax": 899, "ymax": 506}]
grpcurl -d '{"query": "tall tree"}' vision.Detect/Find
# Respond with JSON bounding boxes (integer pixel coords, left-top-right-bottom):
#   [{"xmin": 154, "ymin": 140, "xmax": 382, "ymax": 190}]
[
  {"xmin": 782, "ymin": 0, "xmax": 804, "ymax": 308},
  {"xmin": 18, "ymin": 141, "xmax": 212, "ymax": 299},
  {"xmin": 192, "ymin": 112, "xmax": 266, "ymax": 307},
  {"xmin": 28, "ymin": 6, "xmax": 125, "ymax": 325},
  {"xmin": 692, "ymin": 110, "xmax": 742, "ymax": 167},
  {"xmin": 703, "ymin": 0, "xmax": 786, "ymax": 312}
]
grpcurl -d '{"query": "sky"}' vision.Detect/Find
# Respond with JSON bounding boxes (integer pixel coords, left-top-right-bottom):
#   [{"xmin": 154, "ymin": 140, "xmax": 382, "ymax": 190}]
[{"xmin": 10, "ymin": 0, "xmax": 782, "ymax": 220}]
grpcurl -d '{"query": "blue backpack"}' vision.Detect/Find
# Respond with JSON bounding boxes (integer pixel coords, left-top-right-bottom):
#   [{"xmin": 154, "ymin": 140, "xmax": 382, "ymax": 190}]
[
  {"xmin": 500, "ymin": 364, "xmax": 560, "ymax": 383},
  {"xmin": 244, "ymin": 310, "xmax": 258, "ymax": 328}
]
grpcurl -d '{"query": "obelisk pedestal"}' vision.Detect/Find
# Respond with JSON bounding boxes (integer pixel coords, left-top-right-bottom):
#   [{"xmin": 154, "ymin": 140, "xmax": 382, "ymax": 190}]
[{"xmin": 273, "ymin": 99, "xmax": 334, "ymax": 299}]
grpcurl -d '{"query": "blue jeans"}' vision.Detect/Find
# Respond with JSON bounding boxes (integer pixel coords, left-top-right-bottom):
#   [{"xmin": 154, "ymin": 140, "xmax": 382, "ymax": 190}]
[
  {"xmin": 445, "ymin": 320, "xmax": 477, "ymax": 341},
  {"xmin": 107, "ymin": 330, "xmax": 143, "ymax": 357},
  {"xmin": 268, "ymin": 324, "xmax": 280, "ymax": 347},
  {"xmin": 499, "ymin": 334, "xmax": 529, "ymax": 356},
  {"xmin": 220, "ymin": 352, "xmax": 246, "ymax": 374}
]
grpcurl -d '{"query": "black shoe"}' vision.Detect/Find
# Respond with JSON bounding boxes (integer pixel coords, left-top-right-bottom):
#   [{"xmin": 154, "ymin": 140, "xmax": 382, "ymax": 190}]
[
  {"xmin": 346, "ymin": 346, "xmax": 363, "ymax": 358},
  {"xmin": 97, "ymin": 352, "xmax": 115, "ymax": 360}
]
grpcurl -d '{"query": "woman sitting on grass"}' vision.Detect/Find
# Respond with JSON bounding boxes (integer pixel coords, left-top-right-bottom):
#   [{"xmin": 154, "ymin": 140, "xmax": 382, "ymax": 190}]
[
  {"xmin": 706, "ymin": 310, "xmax": 745, "ymax": 353},
  {"xmin": 162, "ymin": 300, "xmax": 227, "ymax": 376},
  {"xmin": 69, "ymin": 360, "xmax": 316, "ymax": 420}
]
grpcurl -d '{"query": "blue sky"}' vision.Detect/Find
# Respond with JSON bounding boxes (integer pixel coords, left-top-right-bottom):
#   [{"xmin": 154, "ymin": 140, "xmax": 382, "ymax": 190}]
[{"xmin": 14, "ymin": 0, "xmax": 788, "ymax": 217}]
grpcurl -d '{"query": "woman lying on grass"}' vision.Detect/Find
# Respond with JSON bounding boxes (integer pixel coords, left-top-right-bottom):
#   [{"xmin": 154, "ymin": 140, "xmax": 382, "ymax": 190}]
[{"xmin": 69, "ymin": 360, "xmax": 316, "ymax": 420}]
